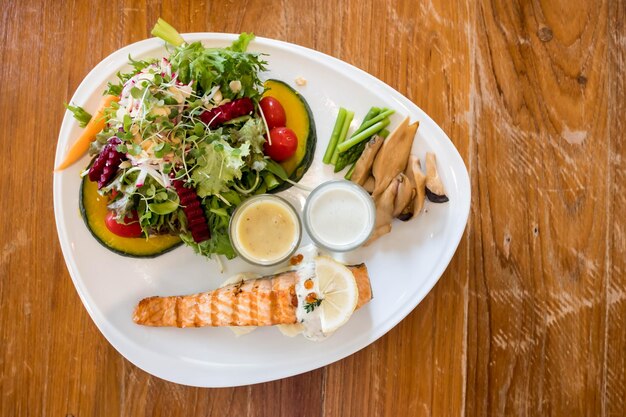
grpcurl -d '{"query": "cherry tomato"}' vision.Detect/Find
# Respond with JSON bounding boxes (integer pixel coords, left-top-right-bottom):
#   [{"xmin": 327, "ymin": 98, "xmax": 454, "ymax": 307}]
[
  {"xmin": 105, "ymin": 211, "xmax": 143, "ymax": 238},
  {"xmin": 264, "ymin": 127, "xmax": 298, "ymax": 162},
  {"xmin": 259, "ymin": 97, "xmax": 287, "ymax": 130}
]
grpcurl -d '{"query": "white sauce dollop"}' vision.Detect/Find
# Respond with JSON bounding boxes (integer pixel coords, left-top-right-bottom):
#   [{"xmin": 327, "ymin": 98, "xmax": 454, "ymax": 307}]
[{"xmin": 294, "ymin": 261, "xmax": 326, "ymax": 341}]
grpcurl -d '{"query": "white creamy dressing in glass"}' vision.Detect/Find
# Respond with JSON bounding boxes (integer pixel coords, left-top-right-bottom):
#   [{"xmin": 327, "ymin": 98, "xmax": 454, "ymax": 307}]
[{"xmin": 305, "ymin": 182, "xmax": 375, "ymax": 251}]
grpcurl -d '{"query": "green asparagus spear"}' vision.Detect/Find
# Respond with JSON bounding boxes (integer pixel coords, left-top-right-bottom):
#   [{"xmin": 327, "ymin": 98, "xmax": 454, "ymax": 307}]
[
  {"xmin": 330, "ymin": 110, "xmax": 354, "ymax": 165},
  {"xmin": 337, "ymin": 118, "xmax": 390, "ymax": 153},
  {"xmin": 322, "ymin": 108, "xmax": 347, "ymax": 164},
  {"xmin": 345, "ymin": 163, "xmax": 357, "ymax": 180}
]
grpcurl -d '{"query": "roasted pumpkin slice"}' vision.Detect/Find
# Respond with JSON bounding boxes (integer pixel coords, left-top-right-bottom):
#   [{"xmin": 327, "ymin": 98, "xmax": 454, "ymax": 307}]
[
  {"xmin": 262, "ymin": 79, "xmax": 316, "ymax": 191},
  {"xmin": 80, "ymin": 176, "xmax": 182, "ymax": 257}
]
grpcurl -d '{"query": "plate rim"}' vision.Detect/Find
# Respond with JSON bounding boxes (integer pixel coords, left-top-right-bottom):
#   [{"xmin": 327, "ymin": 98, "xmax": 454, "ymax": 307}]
[{"xmin": 53, "ymin": 32, "xmax": 471, "ymax": 387}]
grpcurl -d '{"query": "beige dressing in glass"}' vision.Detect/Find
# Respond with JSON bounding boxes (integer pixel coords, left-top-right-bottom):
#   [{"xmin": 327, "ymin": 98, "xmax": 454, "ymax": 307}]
[{"xmin": 235, "ymin": 200, "xmax": 297, "ymax": 262}]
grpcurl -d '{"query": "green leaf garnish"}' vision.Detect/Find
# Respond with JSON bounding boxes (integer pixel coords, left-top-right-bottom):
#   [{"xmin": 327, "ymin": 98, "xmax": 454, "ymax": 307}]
[
  {"xmin": 304, "ymin": 298, "xmax": 323, "ymax": 313},
  {"xmin": 148, "ymin": 194, "xmax": 179, "ymax": 215},
  {"xmin": 264, "ymin": 159, "xmax": 289, "ymax": 180},
  {"xmin": 153, "ymin": 142, "xmax": 171, "ymax": 158},
  {"xmin": 65, "ymin": 103, "xmax": 92, "ymax": 128}
]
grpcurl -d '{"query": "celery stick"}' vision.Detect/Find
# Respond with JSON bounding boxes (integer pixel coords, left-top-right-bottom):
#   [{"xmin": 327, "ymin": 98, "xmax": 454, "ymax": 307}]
[{"xmin": 151, "ymin": 18, "xmax": 185, "ymax": 46}]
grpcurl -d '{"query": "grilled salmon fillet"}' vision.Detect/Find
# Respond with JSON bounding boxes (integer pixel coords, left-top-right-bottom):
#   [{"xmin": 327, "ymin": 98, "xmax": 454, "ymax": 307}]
[{"xmin": 133, "ymin": 264, "xmax": 372, "ymax": 328}]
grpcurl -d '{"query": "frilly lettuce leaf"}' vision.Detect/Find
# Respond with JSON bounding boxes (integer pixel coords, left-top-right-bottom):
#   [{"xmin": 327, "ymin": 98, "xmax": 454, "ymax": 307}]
[
  {"xmin": 229, "ymin": 33, "xmax": 255, "ymax": 53},
  {"xmin": 191, "ymin": 139, "xmax": 250, "ymax": 197},
  {"xmin": 233, "ymin": 117, "xmax": 266, "ymax": 154},
  {"xmin": 168, "ymin": 36, "xmax": 266, "ymax": 98},
  {"xmin": 181, "ymin": 230, "xmax": 236, "ymax": 259}
]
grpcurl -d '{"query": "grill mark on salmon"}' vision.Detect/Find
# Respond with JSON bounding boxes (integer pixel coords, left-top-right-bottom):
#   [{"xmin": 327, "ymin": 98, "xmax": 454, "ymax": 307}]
[
  {"xmin": 133, "ymin": 264, "xmax": 372, "ymax": 328},
  {"xmin": 175, "ymin": 297, "xmax": 182, "ymax": 328},
  {"xmin": 269, "ymin": 279, "xmax": 278, "ymax": 325},
  {"xmin": 231, "ymin": 285, "xmax": 239, "ymax": 326},
  {"xmin": 210, "ymin": 290, "xmax": 217, "ymax": 326},
  {"xmin": 256, "ymin": 280, "xmax": 268, "ymax": 326},
  {"xmin": 243, "ymin": 281, "xmax": 256, "ymax": 326},
  {"xmin": 249, "ymin": 284, "xmax": 259, "ymax": 326},
  {"xmin": 216, "ymin": 291, "xmax": 233, "ymax": 325}
]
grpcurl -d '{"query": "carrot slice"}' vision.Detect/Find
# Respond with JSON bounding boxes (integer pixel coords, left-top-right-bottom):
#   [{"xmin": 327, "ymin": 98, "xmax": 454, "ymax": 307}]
[{"xmin": 55, "ymin": 94, "xmax": 120, "ymax": 171}]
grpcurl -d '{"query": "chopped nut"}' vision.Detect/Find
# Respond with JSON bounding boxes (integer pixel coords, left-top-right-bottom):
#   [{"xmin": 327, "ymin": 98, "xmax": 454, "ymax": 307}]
[
  {"xmin": 229, "ymin": 80, "xmax": 242, "ymax": 93},
  {"xmin": 212, "ymin": 89, "xmax": 222, "ymax": 104}
]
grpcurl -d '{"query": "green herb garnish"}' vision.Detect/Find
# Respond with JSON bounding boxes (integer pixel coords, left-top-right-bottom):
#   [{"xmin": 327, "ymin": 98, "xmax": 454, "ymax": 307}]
[{"xmin": 304, "ymin": 298, "xmax": 323, "ymax": 313}]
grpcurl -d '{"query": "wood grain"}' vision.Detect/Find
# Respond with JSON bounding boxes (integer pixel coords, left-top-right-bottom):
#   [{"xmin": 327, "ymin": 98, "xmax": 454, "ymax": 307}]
[{"xmin": 0, "ymin": 0, "xmax": 623, "ymax": 416}]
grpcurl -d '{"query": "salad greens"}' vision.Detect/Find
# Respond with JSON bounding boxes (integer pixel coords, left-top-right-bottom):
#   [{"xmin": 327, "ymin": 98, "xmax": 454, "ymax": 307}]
[{"xmin": 71, "ymin": 20, "xmax": 289, "ymax": 261}]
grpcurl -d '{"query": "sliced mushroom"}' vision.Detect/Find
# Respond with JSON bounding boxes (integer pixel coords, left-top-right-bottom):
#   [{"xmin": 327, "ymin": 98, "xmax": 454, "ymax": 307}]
[
  {"xmin": 370, "ymin": 117, "xmax": 408, "ymax": 195},
  {"xmin": 371, "ymin": 118, "xmax": 418, "ymax": 198},
  {"xmin": 393, "ymin": 173, "xmax": 415, "ymax": 218},
  {"xmin": 407, "ymin": 156, "xmax": 427, "ymax": 214},
  {"xmin": 398, "ymin": 157, "xmax": 417, "ymax": 219},
  {"xmin": 425, "ymin": 152, "xmax": 449, "ymax": 203},
  {"xmin": 364, "ymin": 176, "xmax": 400, "ymax": 245},
  {"xmin": 362, "ymin": 176, "xmax": 375, "ymax": 194},
  {"xmin": 394, "ymin": 156, "xmax": 427, "ymax": 221},
  {"xmin": 351, "ymin": 135, "xmax": 385, "ymax": 186}
]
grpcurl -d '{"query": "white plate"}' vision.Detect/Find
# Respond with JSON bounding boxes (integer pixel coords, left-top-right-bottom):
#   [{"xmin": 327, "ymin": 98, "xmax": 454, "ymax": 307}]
[{"xmin": 53, "ymin": 33, "xmax": 470, "ymax": 387}]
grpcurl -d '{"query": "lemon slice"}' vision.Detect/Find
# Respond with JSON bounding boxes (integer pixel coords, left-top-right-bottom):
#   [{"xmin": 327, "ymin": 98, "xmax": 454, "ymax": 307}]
[{"xmin": 315, "ymin": 256, "xmax": 359, "ymax": 333}]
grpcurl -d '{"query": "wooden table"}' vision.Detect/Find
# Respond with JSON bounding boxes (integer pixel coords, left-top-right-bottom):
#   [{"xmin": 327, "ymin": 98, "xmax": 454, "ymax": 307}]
[{"xmin": 1, "ymin": 1, "xmax": 624, "ymax": 415}]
